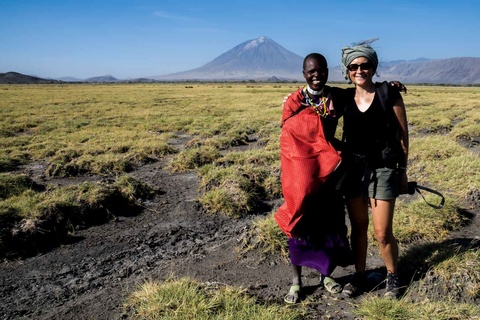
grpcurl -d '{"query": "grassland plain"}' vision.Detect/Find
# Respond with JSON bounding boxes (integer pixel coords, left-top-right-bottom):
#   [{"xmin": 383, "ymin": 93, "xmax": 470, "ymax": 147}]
[{"xmin": 0, "ymin": 83, "xmax": 479, "ymax": 319}]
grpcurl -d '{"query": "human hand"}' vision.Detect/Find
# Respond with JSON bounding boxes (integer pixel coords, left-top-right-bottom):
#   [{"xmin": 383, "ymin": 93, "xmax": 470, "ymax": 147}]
[
  {"xmin": 398, "ymin": 170, "xmax": 408, "ymax": 194},
  {"xmin": 389, "ymin": 81, "xmax": 407, "ymax": 94}
]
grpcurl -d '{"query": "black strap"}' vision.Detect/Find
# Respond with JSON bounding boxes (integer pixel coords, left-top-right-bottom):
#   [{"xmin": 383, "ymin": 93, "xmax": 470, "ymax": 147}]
[
  {"xmin": 413, "ymin": 183, "xmax": 445, "ymax": 209},
  {"xmin": 376, "ymin": 81, "xmax": 391, "ymax": 114}
]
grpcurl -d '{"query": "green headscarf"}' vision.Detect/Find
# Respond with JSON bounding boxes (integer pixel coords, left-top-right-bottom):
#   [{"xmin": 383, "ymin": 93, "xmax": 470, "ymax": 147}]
[{"xmin": 341, "ymin": 39, "xmax": 379, "ymax": 83}]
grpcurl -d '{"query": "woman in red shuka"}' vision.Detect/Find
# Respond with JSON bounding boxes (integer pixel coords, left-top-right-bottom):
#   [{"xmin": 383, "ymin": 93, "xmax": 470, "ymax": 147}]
[{"xmin": 275, "ymin": 53, "xmax": 352, "ymax": 304}]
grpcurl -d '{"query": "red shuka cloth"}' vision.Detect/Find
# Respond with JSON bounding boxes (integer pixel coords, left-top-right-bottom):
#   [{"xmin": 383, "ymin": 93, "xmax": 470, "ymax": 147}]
[{"xmin": 274, "ymin": 88, "xmax": 341, "ymax": 238}]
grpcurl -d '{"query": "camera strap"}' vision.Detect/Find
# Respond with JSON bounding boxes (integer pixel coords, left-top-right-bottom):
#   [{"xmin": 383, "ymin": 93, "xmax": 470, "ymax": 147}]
[{"xmin": 414, "ymin": 184, "xmax": 445, "ymax": 209}]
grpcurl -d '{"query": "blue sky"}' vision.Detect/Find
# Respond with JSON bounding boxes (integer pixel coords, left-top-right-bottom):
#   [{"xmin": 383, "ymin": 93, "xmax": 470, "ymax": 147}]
[{"xmin": 1, "ymin": 0, "xmax": 479, "ymax": 79}]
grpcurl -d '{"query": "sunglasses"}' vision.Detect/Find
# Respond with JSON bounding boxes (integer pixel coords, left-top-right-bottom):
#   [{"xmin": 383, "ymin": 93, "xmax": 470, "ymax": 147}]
[{"xmin": 347, "ymin": 63, "xmax": 373, "ymax": 71}]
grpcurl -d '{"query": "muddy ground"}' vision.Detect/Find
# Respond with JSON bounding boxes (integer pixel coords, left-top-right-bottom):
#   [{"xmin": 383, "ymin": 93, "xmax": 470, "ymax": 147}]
[{"xmin": 1, "ymin": 140, "xmax": 479, "ymax": 320}]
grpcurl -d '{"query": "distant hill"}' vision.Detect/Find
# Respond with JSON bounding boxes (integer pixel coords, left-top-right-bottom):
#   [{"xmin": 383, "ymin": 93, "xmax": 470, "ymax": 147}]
[
  {"xmin": 152, "ymin": 36, "xmax": 304, "ymax": 81},
  {"xmin": 0, "ymin": 72, "xmax": 63, "ymax": 84},
  {"xmin": 84, "ymin": 75, "xmax": 118, "ymax": 83},
  {"xmin": 377, "ymin": 57, "xmax": 480, "ymax": 84}
]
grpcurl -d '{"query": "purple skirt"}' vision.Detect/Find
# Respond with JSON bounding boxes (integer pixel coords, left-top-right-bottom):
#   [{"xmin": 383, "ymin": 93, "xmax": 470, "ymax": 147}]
[
  {"xmin": 289, "ymin": 232, "xmax": 352, "ymax": 276},
  {"xmin": 287, "ymin": 187, "xmax": 353, "ymax": 275}
]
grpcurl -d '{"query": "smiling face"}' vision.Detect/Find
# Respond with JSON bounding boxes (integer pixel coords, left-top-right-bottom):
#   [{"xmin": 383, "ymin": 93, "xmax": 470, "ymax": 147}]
[
  {"xmin": 347, "ymin": 56, "xmax": 374, "ymax": 86},
  {"xmin": 303, "ymin": 56, "xmax": 328, "ymax": 92}
]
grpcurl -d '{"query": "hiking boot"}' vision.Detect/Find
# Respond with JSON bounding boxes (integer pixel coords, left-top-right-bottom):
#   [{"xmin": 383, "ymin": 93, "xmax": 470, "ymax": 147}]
[
  {"xmin": 342, "ymin": 273, "xmax": 366, "ymax": 297},
  {"xmin": 384, "ymin": 272, "xmax": 400, "ymax": 299}
]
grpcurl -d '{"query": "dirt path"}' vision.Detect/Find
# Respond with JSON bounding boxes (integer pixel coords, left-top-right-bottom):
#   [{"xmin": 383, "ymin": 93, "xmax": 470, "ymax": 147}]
[{"xmin": 1, "ymin": 158, "xmax": 478, "ymax": 319}]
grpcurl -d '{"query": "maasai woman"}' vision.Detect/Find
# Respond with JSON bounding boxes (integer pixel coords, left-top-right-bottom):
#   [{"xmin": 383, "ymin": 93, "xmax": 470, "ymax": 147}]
[{"xmin": 275, "ymin": 53, "xmax": 352, "ymax": 304}]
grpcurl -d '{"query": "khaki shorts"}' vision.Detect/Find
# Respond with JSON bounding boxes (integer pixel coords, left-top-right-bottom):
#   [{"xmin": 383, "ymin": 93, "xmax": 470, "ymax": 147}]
[{"xmin": 345, "ymin": 167, "xmax": 399, "ymax": 200}]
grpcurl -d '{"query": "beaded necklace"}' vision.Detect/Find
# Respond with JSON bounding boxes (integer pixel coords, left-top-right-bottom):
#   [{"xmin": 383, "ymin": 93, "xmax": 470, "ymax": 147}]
[{"xmin": 302, "ymin": 86, "xmax": 330, "ymax": 118}]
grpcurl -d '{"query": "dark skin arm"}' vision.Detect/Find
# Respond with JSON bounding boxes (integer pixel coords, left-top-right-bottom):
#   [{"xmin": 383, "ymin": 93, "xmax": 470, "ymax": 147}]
[{"xmin": 389, "ymin": 81, "xmax": 407, "ymax": 94}]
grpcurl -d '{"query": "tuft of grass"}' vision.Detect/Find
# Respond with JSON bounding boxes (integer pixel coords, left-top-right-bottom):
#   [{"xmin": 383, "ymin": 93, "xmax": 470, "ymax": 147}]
[
  {"xmin": 198, "ymin": 164, "xmax": 271, "ymax": 217},
  {"xmin": 125, "ymin": 277, "xmax": 304, "ymax": 320},
  {"xmin": 354, "ymin": 295, "xmax": 480, "ymax": 320},
  {"xmin": 240, "ymin": 212, "xmax": 289, "ymax": 258},
  {"xmin": 199, "ymin": 178, "xmax": 254, "ymax": 218},
  {"xmin": 115, "ymin": 174, "xmax": 156, "ymax": 201},
  {"xmin": 261, "ymin": 167, "xmax": 282, "ymax": 199},
  {"xmin": 0, "ymin": 173, "xmax": 38, "ymax": 199},
  {"xmin": 169, "ymin": 146, "xmax": 222, "ymax": 172},
  {"xmin": 0, "ymin": 154, "xmax": 29, "ymax": 173}
]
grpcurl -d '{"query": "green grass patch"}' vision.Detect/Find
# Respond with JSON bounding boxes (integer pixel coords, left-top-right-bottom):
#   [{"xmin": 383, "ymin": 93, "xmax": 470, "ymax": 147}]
[
  {"xmin": 126, "ymin": 276, "xmax": 304, "ymax": 320},
  {"xmin": 239, "ymin": 212, "xmax": 289, "ymax": 258},
  {"xmin": 354, "ymin": 295, "xmax": 479, "ymax": 320},
  {"xmin": 197, "ymin": 163, "xmax": 274, "ymax": 217},
  {"xmin": 0, "ymin": 173, "xmax": 39, "ymax": 199},
  {"xmin": 393, "ymin": 195, "xmax": 464, "ymax": 243},
  {"xmin": 169, "ymin": 146, "xmax": 222, "ymax": 172}
]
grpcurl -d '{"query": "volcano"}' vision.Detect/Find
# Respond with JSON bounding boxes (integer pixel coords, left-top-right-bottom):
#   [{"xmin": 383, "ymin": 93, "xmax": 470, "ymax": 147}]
[{"xmin": 152, "ymin": 36, "xmax": 305, "ymax": 81}]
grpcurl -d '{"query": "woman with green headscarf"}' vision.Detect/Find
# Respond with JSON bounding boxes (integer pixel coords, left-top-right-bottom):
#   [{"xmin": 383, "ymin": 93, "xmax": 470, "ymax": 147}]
[{"xmin": 340, "ymin": 39, "xmax": 409, "ymax": 299}]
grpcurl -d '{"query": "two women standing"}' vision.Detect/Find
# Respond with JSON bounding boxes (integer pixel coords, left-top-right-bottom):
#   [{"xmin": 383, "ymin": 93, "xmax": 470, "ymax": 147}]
[{"xmin": 276, "ymin": 40, "xmax": 409, "ymax": 302}]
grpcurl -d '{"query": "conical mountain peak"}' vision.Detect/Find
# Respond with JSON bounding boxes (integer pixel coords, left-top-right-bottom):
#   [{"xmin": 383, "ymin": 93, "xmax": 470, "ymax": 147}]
[
  {"xmin": 154, "ymin": 36, "xmax": 304, "ymax": 81},
  {"xmin": 243, "ymin": 36, "xmax": 270, "ymax": 50}
]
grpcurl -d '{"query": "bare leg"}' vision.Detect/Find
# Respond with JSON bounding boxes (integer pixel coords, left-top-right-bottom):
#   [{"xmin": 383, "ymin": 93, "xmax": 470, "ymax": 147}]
[
  {"xmin": 370, "ymin": 198, "xmax": 398, "ymax": 274},
  {"xmin": 346, "ymin": 196, "xmax": 369, "ymax": 276},
  {"xmin": 292, "ymin": 264, "xmax": 302, "ymax": 286},
  {"xmin": 284, "ymin": 264, "xmax": 302, "ymax": 304},
  {"xmin": 343, "ymin": 196, "xmax": 369, "ymax": 297}
]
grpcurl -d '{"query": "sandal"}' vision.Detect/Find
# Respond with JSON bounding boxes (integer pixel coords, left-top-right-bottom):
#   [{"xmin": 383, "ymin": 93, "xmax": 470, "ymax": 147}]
[
  {"xmin": 322, "ymin": 276, "xmax": 342, "ymax": 294},
  {"xmin": 284, "ymin": 284, "xmax": 302, "ymax": 304}
]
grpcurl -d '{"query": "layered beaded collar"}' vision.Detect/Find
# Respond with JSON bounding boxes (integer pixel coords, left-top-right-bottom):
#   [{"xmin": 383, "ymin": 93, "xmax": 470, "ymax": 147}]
[{"xmin": 302, "ymin": 86, "xmax": 333, "ymax": 118}]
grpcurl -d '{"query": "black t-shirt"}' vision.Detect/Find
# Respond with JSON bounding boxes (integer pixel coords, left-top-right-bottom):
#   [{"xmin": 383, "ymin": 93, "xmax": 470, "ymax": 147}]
[{"xmin": 343, "ymin": 85, "xmax": 401, "ymax": 161}]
